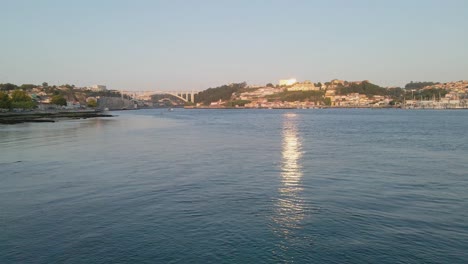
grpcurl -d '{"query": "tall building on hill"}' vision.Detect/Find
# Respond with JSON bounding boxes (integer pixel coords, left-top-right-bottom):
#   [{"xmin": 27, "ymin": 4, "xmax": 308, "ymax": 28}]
[
  {"xmin": 90, "ymin": 85, "xmax": 107, "ymax": 92},
  {"xmin": 288, "ymin": 80, "xmax": 319, "ymax": 91},
  {"xmin": 279, "ymin": 79, "xmax": 297, "ymax": 86}
]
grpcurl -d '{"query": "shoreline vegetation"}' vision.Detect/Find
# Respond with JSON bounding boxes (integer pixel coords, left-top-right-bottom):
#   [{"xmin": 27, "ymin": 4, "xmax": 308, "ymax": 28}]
[{"xmin": 0, "ymin": 110, "xmax": 113, "ymax": 124}]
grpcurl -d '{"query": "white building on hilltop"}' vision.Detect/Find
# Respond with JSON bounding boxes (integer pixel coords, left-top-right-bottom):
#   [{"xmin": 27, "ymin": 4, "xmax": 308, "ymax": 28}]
[
  {"xmin": 90, "ymin": 85, "xmax": 107, "ymax": 92},
  {"xmin": 288, "ymin": 80, "xmax": 319, "ymax": 91},
  {"xmin": 279, "ymin": 78, "xmax": 297, "ymax": 86}
]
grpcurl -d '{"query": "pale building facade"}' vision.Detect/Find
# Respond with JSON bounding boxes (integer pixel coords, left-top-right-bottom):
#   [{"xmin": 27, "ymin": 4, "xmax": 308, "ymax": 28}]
[
  {"xmin": 279, "ymin": 79, "xmax": 297, "ymax": 86},
  {"xmin": 90, "ymin": 85, "xmax": 107, "ymax": 92},
  {"xmin": 287, "ymin": 81, "xmax": 319, "ymax": 91}
]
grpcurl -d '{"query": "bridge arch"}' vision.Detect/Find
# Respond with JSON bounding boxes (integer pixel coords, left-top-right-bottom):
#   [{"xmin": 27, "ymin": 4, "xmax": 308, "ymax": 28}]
[{"xmin": 122, "ymin": 90, "xmax": 199, "ymax": 103}]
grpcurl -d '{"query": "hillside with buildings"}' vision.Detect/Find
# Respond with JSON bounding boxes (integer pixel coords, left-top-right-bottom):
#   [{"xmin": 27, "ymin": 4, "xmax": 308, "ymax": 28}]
[
  {"xmin": 401, "ymin": 80, "xmax": 468, "ymax": 109},
  {"xmin": 2, "ymin": 79, "xmax": 467, "ymax": 111},
  {"xmin": 192, "ymin": 79, "xmax": 468, "ymax": 109},
  {"xmin": 193, "ymin": 79, "xmax": 394, "ymax": 108},
  {"xmin": 0, "ymin": 83, "xmax": 134, "ymax": 111}
]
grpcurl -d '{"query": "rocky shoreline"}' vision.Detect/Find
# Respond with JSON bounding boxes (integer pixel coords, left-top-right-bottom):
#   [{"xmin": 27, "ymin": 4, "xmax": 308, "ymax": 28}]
[{"xmin": 0, "ymin": 111, "xmax": 113, "ymax": 124}]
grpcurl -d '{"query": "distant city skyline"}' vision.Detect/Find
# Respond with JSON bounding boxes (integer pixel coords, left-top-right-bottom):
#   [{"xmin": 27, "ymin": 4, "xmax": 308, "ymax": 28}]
[{"xmin": 1, "ymin": 0, "xmax": 467, "ymax": 90}]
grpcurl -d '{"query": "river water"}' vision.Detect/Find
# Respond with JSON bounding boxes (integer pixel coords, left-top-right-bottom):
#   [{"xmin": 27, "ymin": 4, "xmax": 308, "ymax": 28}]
[{"xmin": 1, "ymin": 109, "xmax": 467, "ymax": 263}]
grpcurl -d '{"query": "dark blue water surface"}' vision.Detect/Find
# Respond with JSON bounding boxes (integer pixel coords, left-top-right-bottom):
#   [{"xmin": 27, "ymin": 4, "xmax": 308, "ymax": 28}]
[{"xmin": 1, "ymin": 109, "xmax": 468, "ymax": 263}]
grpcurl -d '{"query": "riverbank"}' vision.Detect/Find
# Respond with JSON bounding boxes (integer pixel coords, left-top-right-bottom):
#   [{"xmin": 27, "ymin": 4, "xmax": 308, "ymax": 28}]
[
  {"xmin": 183, "ymin": 106, "xmax": 399, "ymax": 109},
  {"xmin": 183, "ymin": 105, "xmax": 468, "ymax": 110},
  {"xmin": 0, "ymin": 110, "xmax": 113, "ymax": 124}
]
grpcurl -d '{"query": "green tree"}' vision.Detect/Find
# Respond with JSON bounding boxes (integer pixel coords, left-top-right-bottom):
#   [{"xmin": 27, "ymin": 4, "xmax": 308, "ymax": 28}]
[
  {"xmin": 0, "ymin": 91, "xmax": 11, "ymax": 109},
  {"xmin": 11, "ymin": 90, "xmax": 31, "ymax": 102},
  {"xmin": 60, "ymin": 84, "xmax": 74, "ymax": 89},
  {"xmin": 336, "ymin": 81, "xmax": 387, "ymax": 96},
  {"xmin": 417, "ymin": 88, "xmax": 447, "ymax": 100},
  {"xmin": 0, "ymin": 83, "xmax": 19, "ymax": 91},
  {"xmin": 51, "ymin": 95, "xmax": 67, "ymax": 106},
  {"xmin": 404, "ymin": 81, "xmax": 439, "ymax": 90},
  {"xmin": 195, "ymin": 82, "xmax": 247, "ymax": 105},
  {"xmin": 266, "ymin": 83, "xmax": 274, "ymax": 88},
  {"xmin": 11, "ymin": 90, "xmax": 36, "ymax": 109},
  {"xmin": 20, "ymin": 84, "xmax": 37, "ymax": 90},
  {"xmin": 87, "ymin": 98, "xmax": 97, "ymax": 108},
  {"xmin": 42, "ymin": 82, "xmax": 48, "ymax": 87}
]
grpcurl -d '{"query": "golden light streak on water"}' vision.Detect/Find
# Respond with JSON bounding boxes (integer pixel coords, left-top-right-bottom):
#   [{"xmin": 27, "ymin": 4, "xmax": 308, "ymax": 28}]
[{"xmin": 273, "ymin": 112, "xmax": 305, "ymax": 240}]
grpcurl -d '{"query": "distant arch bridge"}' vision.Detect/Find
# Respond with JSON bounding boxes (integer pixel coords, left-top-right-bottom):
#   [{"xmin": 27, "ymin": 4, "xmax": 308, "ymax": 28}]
[{"xmin": 121, "ymin": 90, "xmax": 200, "ymax": 103}]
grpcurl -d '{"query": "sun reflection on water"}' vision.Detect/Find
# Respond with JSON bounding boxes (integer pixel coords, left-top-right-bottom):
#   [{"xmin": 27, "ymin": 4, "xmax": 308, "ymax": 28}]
[{"xmin": 272, "ymin": 112, "xmax": 305, "ymax": 239}]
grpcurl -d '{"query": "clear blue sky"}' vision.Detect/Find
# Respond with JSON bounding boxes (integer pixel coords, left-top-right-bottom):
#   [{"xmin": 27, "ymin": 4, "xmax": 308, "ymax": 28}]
[{"xmin": 1, "ymin": 0, "xmax": 467, "ymax": 90}]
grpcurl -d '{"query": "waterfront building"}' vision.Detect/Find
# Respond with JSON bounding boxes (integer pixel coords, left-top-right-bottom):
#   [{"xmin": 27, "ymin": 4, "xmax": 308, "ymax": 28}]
[{"xmin": 66, "ymin": 100, "xmax": 82, "ymax": 109}]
